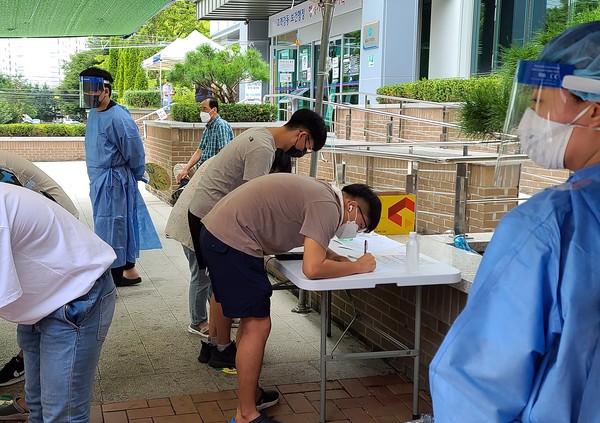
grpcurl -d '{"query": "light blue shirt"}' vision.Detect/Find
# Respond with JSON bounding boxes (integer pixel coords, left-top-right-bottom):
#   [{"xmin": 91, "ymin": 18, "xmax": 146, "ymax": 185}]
[{"xmin": 430, "ymin": 163, "xmax": 600, "ymax": 422}]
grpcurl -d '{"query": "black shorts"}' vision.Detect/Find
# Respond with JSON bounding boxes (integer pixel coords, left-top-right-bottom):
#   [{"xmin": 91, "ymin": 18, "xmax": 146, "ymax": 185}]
[{"xmin": 200, "ymin": 227, "xmax": 272, "ymax": 318}]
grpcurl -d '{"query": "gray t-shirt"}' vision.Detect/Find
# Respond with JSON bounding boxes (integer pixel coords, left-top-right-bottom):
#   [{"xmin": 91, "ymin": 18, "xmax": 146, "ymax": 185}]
[
  {"xmin": 202, "ymin": 173, "xmax": 341, "ymax": 257},
  {"xmin": 189, "ymin": 127, "xmax": 276, "ymax": 219}
]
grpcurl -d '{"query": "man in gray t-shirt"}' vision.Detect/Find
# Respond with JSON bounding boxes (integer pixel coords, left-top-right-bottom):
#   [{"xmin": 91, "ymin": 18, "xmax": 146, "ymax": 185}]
[
  {"xmin": 200, "ymin": 173, "xmax": 382, "ymax": 423},
  {"xmin": 187, "ymin": 109, "xmax": 327, "ymax": 377}
]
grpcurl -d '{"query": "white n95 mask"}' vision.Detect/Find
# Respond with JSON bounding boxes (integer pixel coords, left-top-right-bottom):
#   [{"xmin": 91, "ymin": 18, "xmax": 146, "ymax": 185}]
[
  {"xmin": 517, "ymin": 105, "xmax": 592, "ymax": 169},
  {"xmin": 200, "ymin": 112, "xmax": 211, "ymax": 123},
  {"xmin": 335, "ymin": 205, "xmax": 359, "ymax": 240}
]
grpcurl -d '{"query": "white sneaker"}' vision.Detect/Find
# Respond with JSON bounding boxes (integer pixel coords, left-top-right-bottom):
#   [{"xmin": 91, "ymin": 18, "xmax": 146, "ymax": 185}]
[{"xmin": 231, "ymin": 318, "xmax": 240, "ymax": 328}]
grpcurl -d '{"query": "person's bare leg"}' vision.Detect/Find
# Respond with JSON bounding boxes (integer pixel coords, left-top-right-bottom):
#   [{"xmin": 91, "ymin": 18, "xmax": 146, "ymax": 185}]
[
  {"xmin": 215, "ymin": 301, "xmax": 233, "ymax": 346},
  {"xmin": 234, "ymin": 316, "xmax": 271, "ymax": 423}
]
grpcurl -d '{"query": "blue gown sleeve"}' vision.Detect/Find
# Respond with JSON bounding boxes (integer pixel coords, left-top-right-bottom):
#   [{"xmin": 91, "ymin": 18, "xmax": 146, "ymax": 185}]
[
  {"xmin": 429, "ymin": 210, "xmax": 560, "ymax": 422},
  {"xmin": 111, "ymin": 109, "xmax": 145, "ymax": 180}
]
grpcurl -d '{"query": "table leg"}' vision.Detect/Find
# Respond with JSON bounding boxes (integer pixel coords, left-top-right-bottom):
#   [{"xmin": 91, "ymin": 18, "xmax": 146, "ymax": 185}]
[
  {"xmin": 412, "ymin": 285, "xmax": 422, "ymax": 419},
  {"xmin": 320, "ymin": 291, "xmax": 328, "ymax": 422}
]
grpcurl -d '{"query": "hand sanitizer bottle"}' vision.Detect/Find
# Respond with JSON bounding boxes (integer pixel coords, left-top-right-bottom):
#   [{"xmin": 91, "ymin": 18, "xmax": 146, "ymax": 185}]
[{"xmin": 406, "ymin": 231, "xmax": 419, "ymax": 273}]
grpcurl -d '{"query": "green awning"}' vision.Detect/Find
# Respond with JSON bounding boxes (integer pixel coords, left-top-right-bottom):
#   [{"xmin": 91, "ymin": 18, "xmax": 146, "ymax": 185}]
[{"xmin": 0, "ymin": 0, "xmax": 174, "ymax": 38}]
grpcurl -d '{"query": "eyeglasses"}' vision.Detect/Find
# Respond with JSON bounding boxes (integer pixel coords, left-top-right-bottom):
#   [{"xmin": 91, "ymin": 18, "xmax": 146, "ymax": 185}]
[
  {"xmin": 304, "ymin": 133, "xmax": 314, "ymax": 153},
  {"xmin": 356, "ymin": 205, "xmax": 368, "ymax": 232}
]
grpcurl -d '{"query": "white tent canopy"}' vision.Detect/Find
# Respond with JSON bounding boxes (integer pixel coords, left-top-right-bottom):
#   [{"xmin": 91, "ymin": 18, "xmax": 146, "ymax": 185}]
[{"xmin": 141, "ymin": 30, "xmax": 223, "ymax": 71}]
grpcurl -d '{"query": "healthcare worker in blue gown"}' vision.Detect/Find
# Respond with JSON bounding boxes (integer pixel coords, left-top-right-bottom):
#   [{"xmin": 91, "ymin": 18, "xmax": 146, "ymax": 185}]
[
  {"xmin": 430, "ymin": 21, "xmax": 600, "ymax": 423},
  {"xmin": 79, "ymin": 67, "xmax": 161, "ymax": 287}
]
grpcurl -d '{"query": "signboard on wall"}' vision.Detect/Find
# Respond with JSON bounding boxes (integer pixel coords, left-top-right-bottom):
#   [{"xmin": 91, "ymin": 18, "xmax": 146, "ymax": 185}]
[
  {"xmin": 363, "ymin": 21, "xmax": 380, "ymax": 50},
  {"xmin": 269, "ymin": 0, "xmax": 362, "ymax": 38},
  {"xmin": 278, "ymin": 59, "xmax": 295, "ymax": 72}
]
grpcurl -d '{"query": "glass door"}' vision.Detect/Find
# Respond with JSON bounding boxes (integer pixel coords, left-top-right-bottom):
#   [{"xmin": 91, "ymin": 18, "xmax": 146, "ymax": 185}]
[
  {"xmin": 314, "ymin": 38, "xmax": 342, "ymax": 128},
  {"xmin": 341, "ymin": 31, "xmax": 361, "ymax": 104},
  {"xmin": 271, "ymin": 46, "xmax": 298, "ymax": 120}
]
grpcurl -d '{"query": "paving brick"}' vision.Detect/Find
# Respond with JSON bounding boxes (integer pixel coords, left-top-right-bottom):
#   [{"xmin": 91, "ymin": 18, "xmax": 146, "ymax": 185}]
[
  {"xmin": 277, "ymin": 382, "xmax": 320, "ymax": 394},
  {"xmin": 387, "ymin": 383, "xmax": 414, "ymax": 395},
  {"xmin": 305, "ymin": 389, "xmax": 350, "ymax": 401},
  {"xmin": 195, "ymin": 400, "xmax": 225, "ymax": 422},
  {"xmin": 91, "ymin": 405, "xmax": 103, "ymax": 423},
  {"xmin": 308, "ymin": 399, "xmax": 346, "ymax": 421},
  {"xmin": 342, "ymin": 407, "xmax": 377, "ymax": 422},
  {"xmin": 283, "ymin": 393, "xmax": 316, "ymax": 414},
  {"xmin": 217, "ymin": 398, "xmax": 238, "ymax": 411},
  {"xmin": 360, "ymin": 374, "xmax": 408, "ymax": 387},
  {"xmin": 102, "ymin": 411, "xmax": 128, "ymax": 423},
  {"xmin": 276, "ymin": 411, "xmax": 321, "ymax": 423},
  {"xmin": 170, "ymin": 395, "xmax": 197, "ymax": 414},
  {"xmin": 153, "ymin": 415, "xmax": 202, "ymax": 423},
  {"xmin": 148, "ymin": 398, "xmax": 171, "ymax": 407},
  {"xmin": 102, "ymin": 400, "xmax": 148, "ymax": 413},
  {"xmin": 269, "ymin": 403, "xmax": 294, "ymax": 416},
  {"xmin": 334, "ymin": 396, "xmax": 382, "ymax": 409},
  {"xmin": 339, "ymin": 378, "xmax": 371, "ymax": 398},
  {"xmin": 129, "ymin": 419, "xmax": 153, "ymax": 423},
  {"xmin": 373, "ymin": 417, "xmax": 401, "ymax": 422},
  {"xmin": 126, "ymin": 405, "xmax": 174, "ymax": 420},
  {"xmin": 191, "ymin": 390, "xmax": 237, "ymax": 402}
]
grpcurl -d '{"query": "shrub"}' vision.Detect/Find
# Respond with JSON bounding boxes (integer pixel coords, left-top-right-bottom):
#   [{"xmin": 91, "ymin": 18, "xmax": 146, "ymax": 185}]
[
  {"xmin": 123, "ymin": 90, "xmax": 162, "ymax": 109},
  {"xmin": 376, "ymin": 77, "xmax": 502, "ymax": 103},
  {"xmin": 0, "ymin": 124, "xmax": 86, "ymax": 137},
  {"xmin": 170, "ymin": 102, "xmax": 278, "ymax": 123}
]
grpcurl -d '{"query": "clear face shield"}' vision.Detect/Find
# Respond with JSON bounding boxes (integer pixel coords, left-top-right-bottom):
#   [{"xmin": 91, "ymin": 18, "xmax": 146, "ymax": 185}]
[
  {"xmin": 495, "ymin": 60, "xmax": 589, "ymax": 186},
  {"xmin": 79, "ymin": 76, "xmax": 107, "ymax": 108}
]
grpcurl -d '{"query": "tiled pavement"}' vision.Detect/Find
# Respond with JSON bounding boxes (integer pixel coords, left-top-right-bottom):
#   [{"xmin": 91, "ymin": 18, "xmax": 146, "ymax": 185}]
[
  {"xmin": 0, "ymin": 161, "xmax": 431, "ymax": 422},
  {"xmin": 93, "ymin": 375, "xmax": 432, "ymax": 422}
]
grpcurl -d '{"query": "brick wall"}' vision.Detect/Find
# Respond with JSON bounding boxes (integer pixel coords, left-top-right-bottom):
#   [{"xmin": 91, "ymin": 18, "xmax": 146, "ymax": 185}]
[{"xmin": 0, "ymin": 137, "xmax": 86, "ymax": 161}]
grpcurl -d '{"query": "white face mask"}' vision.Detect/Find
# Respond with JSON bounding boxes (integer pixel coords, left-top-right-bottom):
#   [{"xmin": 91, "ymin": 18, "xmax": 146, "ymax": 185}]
[
  {"xmin": 335, "ymin": 205, "xmax": 359, "ymax": 240},
  {"xmin": 200, "ymin": 111, "xmax": 211, "ymax": 123},
  {"xmin": 517, "ymin": 105, "xmax": 591, "ymax": 169}
]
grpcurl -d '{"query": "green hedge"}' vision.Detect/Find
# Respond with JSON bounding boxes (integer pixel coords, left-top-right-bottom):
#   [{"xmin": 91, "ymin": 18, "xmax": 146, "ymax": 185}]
[
  {"xmin": 123, "ymin": 90, "xmax": 162, "ymax": 109},
  {"xmin": 376, "ymin": 77, "xmax": 503, "ymax": 103},
  {"xmin": 0, "ymin": 124, "xmax": 86, "ymax": 137},
  {"xmin": 171, "ymin": 102, "xmax": 278, "ymax": 123}
]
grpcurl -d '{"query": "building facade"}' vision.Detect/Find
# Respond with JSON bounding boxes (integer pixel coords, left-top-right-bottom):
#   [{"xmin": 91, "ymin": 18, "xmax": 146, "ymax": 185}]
[{"xmin": 198, "ymin": 0, "xmax": 593, "ymax": 102}]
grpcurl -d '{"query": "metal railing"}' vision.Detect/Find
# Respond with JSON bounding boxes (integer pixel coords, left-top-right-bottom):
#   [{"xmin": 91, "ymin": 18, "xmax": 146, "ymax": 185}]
[{"xmin": 263, "ymin": 92, "xmax": 531, "ymax": 236}]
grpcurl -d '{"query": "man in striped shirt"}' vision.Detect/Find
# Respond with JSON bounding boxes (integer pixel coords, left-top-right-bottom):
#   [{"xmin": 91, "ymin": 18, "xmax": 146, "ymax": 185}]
[{"xmin": 175, "ymin": 98, "xmax": 234, "ymax": 182}]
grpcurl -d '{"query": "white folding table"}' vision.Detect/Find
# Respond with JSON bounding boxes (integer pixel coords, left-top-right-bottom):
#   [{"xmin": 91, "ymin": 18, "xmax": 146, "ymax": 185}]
[{"xmin": 272, "ymin": 245, "xmax": 461, "ymax": 422}]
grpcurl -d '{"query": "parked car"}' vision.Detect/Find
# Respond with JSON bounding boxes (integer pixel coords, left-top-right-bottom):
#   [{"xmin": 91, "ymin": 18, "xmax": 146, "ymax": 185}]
[{"xmin": 63, "ymin": 119, "xmax": 81, "ymax": 124}]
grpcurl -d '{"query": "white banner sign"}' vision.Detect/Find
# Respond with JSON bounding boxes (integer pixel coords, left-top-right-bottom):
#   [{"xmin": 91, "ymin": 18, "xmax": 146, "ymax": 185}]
[{"xmin": 269, "ymin": 0, "xmax": 362, "ymax": 38}]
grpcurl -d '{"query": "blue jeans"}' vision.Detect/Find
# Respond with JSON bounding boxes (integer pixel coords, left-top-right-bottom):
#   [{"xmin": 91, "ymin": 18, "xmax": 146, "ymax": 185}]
[
  {"xmin": 183, "ymin": 245, "xmax": 212, "ymax": 326},
  {"xmin": 17, "ymin": 270, "xmax": 116, "ymax": 423}
]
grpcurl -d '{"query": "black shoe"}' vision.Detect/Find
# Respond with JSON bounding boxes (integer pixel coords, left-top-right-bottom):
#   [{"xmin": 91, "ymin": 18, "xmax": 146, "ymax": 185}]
[
  {"xmin": 198, "ymin": 341, "xmax": 214, "ymax": 363},
  {"xmin": 208, "ymin": 341, "xmax": 236, "ymax": 368},
  {"xmin": 0, "ymin": 397, "xmax": 29, "ymax": 420},
  {"xmin": 0, "ymin": 356, "xmax": 24, "ymax": 387},
  {"xmin": 115, "ymin": 276, "xmax": 142, "ymax": 287},
  {"xmin": 256, "ymin": 388, "xmax": 279, "ymax": 411}
]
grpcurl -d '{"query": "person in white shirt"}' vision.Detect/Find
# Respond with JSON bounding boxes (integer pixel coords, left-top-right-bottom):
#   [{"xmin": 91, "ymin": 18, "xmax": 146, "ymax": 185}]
[{"xmin": 0, "ymin": 183, "xmax": 117, "ymax": 423}]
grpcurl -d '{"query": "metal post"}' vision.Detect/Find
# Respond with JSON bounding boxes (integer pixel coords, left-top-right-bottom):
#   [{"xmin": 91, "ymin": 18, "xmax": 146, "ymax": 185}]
[
  {"xmin": 297, "ymin": 0, "xmax": 335, "ymax": 315},
  {"xmin": 345, "ymin": 110, "xmax": 352, "ymax": 140},
  {"xmin": 386, "ymin": 119, "xmax": 394, "ymax": 143},
  {"xmin": 406, "ymin": 161, "xmax": 419, "ymax": 230},
  {"xmin": 454, "ymin": 163, "xmax": 468, "ymax": 235}
]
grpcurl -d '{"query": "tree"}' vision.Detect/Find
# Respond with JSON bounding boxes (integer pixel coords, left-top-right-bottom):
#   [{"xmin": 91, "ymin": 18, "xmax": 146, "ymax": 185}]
[
  {"xmin": 136, "ymin": 0, "xmax": 209, "ymax": 39},
  {"xmin": 169, "ymin": 45, "xmax": 270, "ymax": 103}
]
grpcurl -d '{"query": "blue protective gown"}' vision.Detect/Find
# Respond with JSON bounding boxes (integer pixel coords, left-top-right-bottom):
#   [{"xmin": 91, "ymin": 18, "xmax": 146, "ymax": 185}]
[
  {"xmin": 85, "ymin": 104, "xmax": 161, "ymax": 268},
  {"xmin": 430, "ymin": 163, "xmax": 600, "ymax": 423}
]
